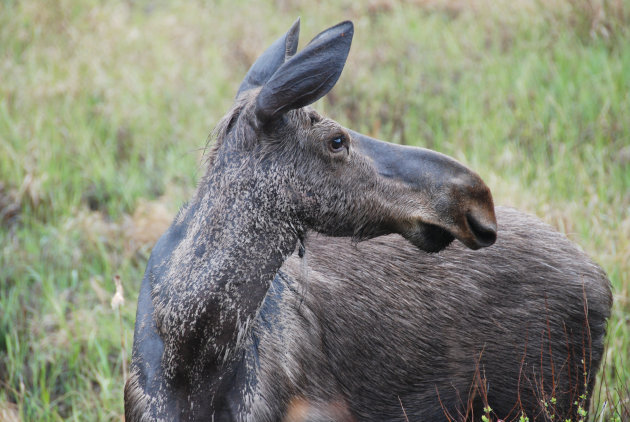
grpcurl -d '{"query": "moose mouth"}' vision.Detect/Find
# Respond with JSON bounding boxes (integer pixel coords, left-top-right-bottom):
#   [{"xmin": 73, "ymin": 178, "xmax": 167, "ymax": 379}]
[
  {"xmin": 401, "ymin": 211, "xmax": 497, "ymax": 253},
  {"xmin": 401, "ymin": 222, "xmax": 456, "ymax": 253}
]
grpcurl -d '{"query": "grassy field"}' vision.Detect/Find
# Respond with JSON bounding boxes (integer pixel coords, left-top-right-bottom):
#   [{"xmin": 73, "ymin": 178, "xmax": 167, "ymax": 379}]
[{"xmin": 1, "ymin": 0, "xmax": 629, "ymax": 420}]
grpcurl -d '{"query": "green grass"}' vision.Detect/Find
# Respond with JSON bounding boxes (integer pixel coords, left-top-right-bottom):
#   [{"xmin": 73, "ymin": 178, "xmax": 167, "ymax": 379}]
[{"xmin": 1, "ymin": 0, "xmax": 628, "ymax": 420}]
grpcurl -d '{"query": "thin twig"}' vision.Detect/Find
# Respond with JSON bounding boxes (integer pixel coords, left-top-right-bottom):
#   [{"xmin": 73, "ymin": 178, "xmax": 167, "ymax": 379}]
[{"xmin": 398, "ymin": 395, "xmax": 410, "ymax": 422}]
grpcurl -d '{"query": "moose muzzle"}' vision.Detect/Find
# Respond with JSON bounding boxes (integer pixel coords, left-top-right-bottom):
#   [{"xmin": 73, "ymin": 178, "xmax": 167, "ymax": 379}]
[{"xmin": 351, "ymin": 130, "xmax": 497, "ymax": 251}]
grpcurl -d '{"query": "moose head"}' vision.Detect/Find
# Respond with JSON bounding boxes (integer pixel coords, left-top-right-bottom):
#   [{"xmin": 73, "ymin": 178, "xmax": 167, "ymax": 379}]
[{"xmin": 208, "ymin": 19, "xmax": 497, "ymax": 254}]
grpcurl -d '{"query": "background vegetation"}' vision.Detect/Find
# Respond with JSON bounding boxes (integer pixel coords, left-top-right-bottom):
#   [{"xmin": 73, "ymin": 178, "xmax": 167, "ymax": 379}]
[{"xmin": 0, "ymin": 0, "xmax": 628, "ymax": 420}]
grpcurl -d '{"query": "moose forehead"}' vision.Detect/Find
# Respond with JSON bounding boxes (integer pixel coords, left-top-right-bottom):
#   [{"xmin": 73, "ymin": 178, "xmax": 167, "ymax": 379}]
[
  {"xmin": 283, "ymin": 107, "xmax": 348, "ymax": 139},
  {"xmin": 223, "ymin": 92, "xmax": 350, "ymax": 149}
]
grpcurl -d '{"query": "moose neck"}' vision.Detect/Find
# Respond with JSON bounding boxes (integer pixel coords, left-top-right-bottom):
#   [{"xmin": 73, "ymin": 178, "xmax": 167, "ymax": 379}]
[
  {"xmin": 193, "ymin": 163, "xmax": 300, "ymax": 299},
  {"xmin": 190, "ymin": 187, "xmax": 299, "ymax": 284},
  {"xmin": 157, "ymin": 153, "xmax": 303, "ymax": 377}
]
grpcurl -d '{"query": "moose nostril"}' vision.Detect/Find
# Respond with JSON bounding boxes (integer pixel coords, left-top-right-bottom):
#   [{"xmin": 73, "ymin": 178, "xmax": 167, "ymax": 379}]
[{"xmin": 466, "ymin": 213, "xmax": 497, "ymax": 247}]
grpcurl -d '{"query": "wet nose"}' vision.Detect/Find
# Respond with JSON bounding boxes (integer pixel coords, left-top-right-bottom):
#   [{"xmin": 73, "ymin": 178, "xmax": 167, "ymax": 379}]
[{"xmin": 465, "ymin": 210, "xmax": 497, "ymax": 249}]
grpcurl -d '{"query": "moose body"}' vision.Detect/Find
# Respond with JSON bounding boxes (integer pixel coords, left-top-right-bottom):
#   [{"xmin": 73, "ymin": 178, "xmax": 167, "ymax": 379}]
[{"xmin": 125, "ymin": 20, "xmax": 612, "ymax": 421}]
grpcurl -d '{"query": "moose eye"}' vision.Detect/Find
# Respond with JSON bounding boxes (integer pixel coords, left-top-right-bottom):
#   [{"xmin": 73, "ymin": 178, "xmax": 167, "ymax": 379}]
[{"xmin": 329, "ymin": 136, "xmax": 345, "ymax": 153}]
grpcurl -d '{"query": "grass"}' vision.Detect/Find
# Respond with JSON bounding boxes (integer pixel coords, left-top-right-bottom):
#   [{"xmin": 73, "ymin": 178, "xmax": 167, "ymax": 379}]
[{"xmin": 0, "ymin": 0, "xmax": 629, "ymax": 420}]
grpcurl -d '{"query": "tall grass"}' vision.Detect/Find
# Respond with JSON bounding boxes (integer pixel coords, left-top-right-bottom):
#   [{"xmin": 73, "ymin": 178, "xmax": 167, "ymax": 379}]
[{"xmin": 0, "ymin": 0, "xmax": 628, "ymax": 420}]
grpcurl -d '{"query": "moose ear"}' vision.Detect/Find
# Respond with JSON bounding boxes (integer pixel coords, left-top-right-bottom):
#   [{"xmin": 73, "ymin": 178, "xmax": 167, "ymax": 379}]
[
  {"xmin": 255, "ymin": 21, "xmax": 353, "ymax": 125},
  {"xmin": 237, "ymin": 18, "xmax": 301, "ymax": 97}
]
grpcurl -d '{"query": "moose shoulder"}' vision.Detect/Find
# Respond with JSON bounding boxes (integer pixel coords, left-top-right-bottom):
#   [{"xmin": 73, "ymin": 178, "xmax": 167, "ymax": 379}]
[{"xmin": 124, "ymin": 19, "xmax": 612, "ymax": 422}]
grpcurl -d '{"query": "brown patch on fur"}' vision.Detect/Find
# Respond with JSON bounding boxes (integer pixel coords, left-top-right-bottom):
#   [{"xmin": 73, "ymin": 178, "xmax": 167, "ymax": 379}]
[{"xmin": 283, "ymin": 397, "xmax": 356, "ymax": 422}]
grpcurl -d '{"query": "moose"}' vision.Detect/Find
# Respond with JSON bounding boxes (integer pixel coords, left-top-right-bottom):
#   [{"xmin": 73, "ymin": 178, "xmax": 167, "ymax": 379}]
[{"xmin": 125, "ymin": 20, "xmax": 612, "ymax": 421}]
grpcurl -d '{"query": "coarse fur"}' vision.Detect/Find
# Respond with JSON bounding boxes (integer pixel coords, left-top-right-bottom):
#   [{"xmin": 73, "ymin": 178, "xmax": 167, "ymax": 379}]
[{"xmin": 125, "ymin": 20, "xmax": 612, "ymax": 421}]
